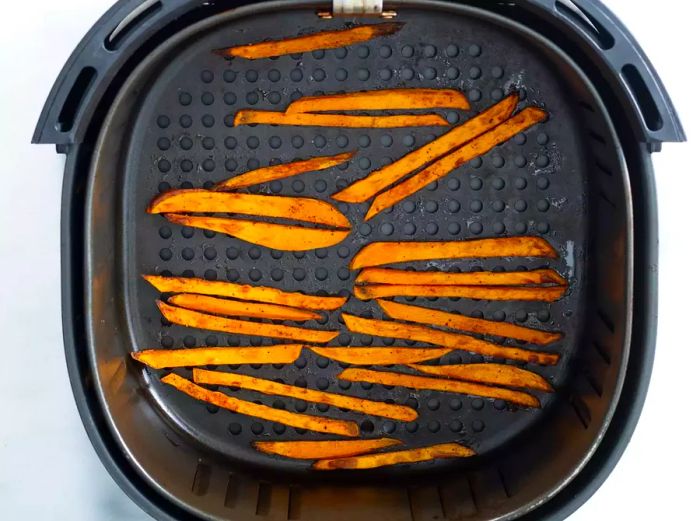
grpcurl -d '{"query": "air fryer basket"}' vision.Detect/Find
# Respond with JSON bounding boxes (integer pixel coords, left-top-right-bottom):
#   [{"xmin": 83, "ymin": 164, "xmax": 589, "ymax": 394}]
[{"xmin": 35, "ymin": 0, "xmax": 684, "ymax": 520}]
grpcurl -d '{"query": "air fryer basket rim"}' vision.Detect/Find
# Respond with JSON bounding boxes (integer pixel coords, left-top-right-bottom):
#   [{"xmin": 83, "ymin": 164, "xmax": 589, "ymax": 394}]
[
  {"xmin": 88, "ymin": 0, "xmax": 629, "ymax": 519},
  {"xmin": 92, "ymin": 0, "xmax": 628, "ymax": 485},
  {"xmin": 47, "ymin": 0, "xmax": 671, "ymax": 520}
]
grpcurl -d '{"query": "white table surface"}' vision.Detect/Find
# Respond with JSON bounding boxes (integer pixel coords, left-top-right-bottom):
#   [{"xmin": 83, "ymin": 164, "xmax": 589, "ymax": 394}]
[{"xmin": 0, "ymin": 1, "xmax": 697, "ymax": 518}]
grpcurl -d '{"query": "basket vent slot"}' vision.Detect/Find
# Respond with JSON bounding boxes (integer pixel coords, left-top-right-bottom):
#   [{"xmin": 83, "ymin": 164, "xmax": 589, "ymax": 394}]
[
  {"xmin": 622, "ymin": 64, "xmax": 664, "ymax": 131},
  {"xmin": 56, "ymin": 66, "xmax": 96, "ymax": 132},
  {"xmin": 555, "ymin": 0, "xmax": 614, "ymax": 50},
  {"xmin": 105, "ymin": 0, "xmax": 162, "ymax": 51},
  {"xmin": 256, "ymin": 483, "xmax": 273, "ymax": 516},
  {"xmin": 191, "ymin": 461, "xmax": 211, "ymax": 496}
]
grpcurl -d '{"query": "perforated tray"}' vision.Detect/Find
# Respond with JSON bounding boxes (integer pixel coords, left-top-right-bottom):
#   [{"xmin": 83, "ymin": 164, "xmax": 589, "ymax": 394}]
[
  {"xmin": 75, "ymin": 1, "xmax": 644, "ymax": 518},
  {"xmin": 121, "ymin": 7, "xmax": 589, "ymax": 476}
]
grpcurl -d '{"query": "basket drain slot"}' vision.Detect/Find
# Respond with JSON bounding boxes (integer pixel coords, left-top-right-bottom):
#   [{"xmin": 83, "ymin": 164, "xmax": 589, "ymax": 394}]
[
  {"xmin": 555, "ymin": 0, "xmax": 614, "ymax": 50},
  {"xmin": 56, "ymin": 66, "xmax": 96, "ymax": 132},
  {"xmin": 622, "ymin": 64, "xmax": 664, "ymax": 132},
  {"xmin": 105, "ymin": 0, "xmax": 162, "ymax": 51}
]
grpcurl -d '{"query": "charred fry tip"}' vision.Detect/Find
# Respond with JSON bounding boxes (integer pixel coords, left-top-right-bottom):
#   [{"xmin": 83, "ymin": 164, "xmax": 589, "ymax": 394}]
[
  {"xmin": 371, "ymin": 21, "xmax": 406, "ymax": 34},
  {"xmin": 211, "ymin": 47, "xmax": 235, "ymax": 59}
]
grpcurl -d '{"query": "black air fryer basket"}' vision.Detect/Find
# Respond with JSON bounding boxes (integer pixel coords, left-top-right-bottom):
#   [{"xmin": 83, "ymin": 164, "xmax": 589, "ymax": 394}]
[{"xmin": 34, "ymin": 0, "xmax": 684, "ymax": 519}]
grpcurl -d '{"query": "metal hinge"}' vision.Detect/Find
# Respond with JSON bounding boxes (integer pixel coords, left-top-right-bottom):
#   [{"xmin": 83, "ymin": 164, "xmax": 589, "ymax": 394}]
[{"xmin": 318, "ymin": 0, "xmax": 396, "ymax": 18}]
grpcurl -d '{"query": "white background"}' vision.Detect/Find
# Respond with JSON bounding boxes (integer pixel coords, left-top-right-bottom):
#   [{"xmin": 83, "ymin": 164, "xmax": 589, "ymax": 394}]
[{"xmin": 0, "ymin": 0, "xmax": 697, "ymax": 519}]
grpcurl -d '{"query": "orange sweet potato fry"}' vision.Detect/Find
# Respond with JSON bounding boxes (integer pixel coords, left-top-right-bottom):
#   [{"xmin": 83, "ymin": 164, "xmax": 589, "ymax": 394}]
[
  {"xmin": 159, "ymin": 301, "xmax": 338, "ymax": 343},
  {"xmin": 341, "ymin": 314, "xmax": 559, "ymax": 365},
  {"xmin": 193, "ymin": 369, "xmax": 417, "ymax": 422},
  {"xmin": 313, "ymin": 442, "xmax": 475, "ymax": 470},
  {"xmin": 165, "ymin": 214, "xmax": 350, "ymax": 251},
  {"xmin": 214, "ymin": 23, "xmax": 404, "ymax": 59},
  {"xmin": 254, "ymin": 438, "xmax": 402, "ymax": 460},
  {"xmin": 338, "ymin": 368, "xmax": 540, "ymax": 408},
  {"xmin": 309, "ymin": 346, "xmax": 451, "ymax": 365},
  {"xmin": 286, "ymin": 89, "xmax": 470, "ymax": 114},
  {"xmin": 354, "ymin": 284, "xmax": 566, "ymax": 302},
  {"xmin": 131, "ymin": 345, "xmax": 303, "ymax": 369},
  {"xmin": 233, "ymin": 111, "xmax": 449, "ymax": 128},
  {"xmin": 378, "ymin": 300, "xmax": 562, "ymax": 345},
  {"xmin": 365, "ymin": 107, "xmax": 548, "ymax": 219},
  {"xmin": 168, "ymin": 294, "xmax": 321, "ymax": 321},
  {"xmin": 349, "ymin": 237, "xmax": 558, "ymax": 269},
  {"xmin": 332, "ymin": 94, "xmax": 518, "ymax": 203},
  {"xmin": 214, "ymin": 152, "xmax": 355, "ymax": 191},
  {"xmin": 357, "ymin": 267, "xmax": 566, "ymax": 286},
  {"xmin": 148, "ymin": 191, "xmax": 350, "ymax": 229},
  {"xmin": 143, "ymin": 275, "xmax": 347, "ymax": 310},
  {"xmin": 163, "ymin": 374, "xmax": 358, "ymax": 436},
  {"xmin": 408, "ymin": 363, "xmax": 553, "ymax": 392}
]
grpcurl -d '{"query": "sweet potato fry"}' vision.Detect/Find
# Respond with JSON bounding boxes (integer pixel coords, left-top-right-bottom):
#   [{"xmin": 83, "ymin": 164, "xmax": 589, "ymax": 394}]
[
  {"xmin": 332, "ymin": 94, "xmax": 518, "ymax": 203},
  {"xmin": 254, "ymin": 438, "xmax": 401, "ymax": 460},
  {"xmin": 378, "ymin": 300, "xmax": 562, "ymax": 345},
  {"xmin": 357, "ymin": 267, "xmax": 566, "ymax": 286},
  {"xmin": 168, "ymin": 294, "xmax": 321, "ymax": 321},
  {"xmin": 309, "ymin": 347, "xmax": 451, "ymax": 365},
  {"xmin": 159, "ymin": 301, "xmax": 338, "ymax": 343},
  {"xmin": 408, "ymin": 363, "xmax": 553, "ymax": 392},
  {"xmin": 338, "ymin": 369, "xmax": 540, "ymax": 408},
  {"xmin": 313, "ymin": 442, "xmax": 475, "ymax": 470},
  {"xmin": 165, "ymin": 214, "xmax": 350, "ymax": 251},
  {"xmin": 233, "ymin": 111, "xmax": 449, "ymax": 128},
  {"xmin": 214, "ymin": 23, "xmax": 404, "ymax": 59},
  {"xmin": 355, "ymin": 284, "xmax": 566, "ymax": 302},
  {"xmin": 214, "ymin": 152, "xmax": 355, "ymax": 191},
  {"xmin": 341, "ymin": 314, "xmax": 559, "ymax": 365},
  {"xmin": 193, "ymin": 369, "xmax": 417, "ymax": 422},
  {"xmin": 365, "ymin": 107, "xmax": 548, "ymax": 219},
  {"xmin": 286, "ymin": 89, "xmax": 470, "ymax": 114},
  {"xmin": 131, "ymin": 345, "xmax": 303, "ymax": 369},
  {"xmin": 144, "ymin": 275, "xmax": 346, "ymax": 310},
  {"xmin": 163, "ymin": 374, "xmax": 358, "ymax": 436},
  {"xmin": 349, "ymin": 237, "xmax": 558, "ymax": 269},
  {"xmin": 148, "ymin": 191, "xmax": 350, "ymax": 229}
]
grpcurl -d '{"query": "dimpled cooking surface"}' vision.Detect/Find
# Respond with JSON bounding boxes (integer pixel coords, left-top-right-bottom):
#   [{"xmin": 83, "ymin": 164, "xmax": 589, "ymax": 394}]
[{"xmin": 122, "ymin": 8, "xmax": 589, "ymax": 475}]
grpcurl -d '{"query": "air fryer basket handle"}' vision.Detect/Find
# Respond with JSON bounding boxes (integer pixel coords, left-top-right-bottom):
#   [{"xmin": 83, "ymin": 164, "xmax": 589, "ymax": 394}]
[
  {"xmin": 31, "ymin": 0, "xmax": 199, "ymax": 149},
  {"xmin": 33, "ymin": 0, "xmax": 685, "ymax": 149},
  {"xmin": 525, "ymin": 0, "xmax": 685, "ymax": 145}
]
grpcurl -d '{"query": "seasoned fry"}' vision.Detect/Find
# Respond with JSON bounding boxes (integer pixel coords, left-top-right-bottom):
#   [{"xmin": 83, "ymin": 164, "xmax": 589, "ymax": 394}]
[
  {"xmin": 332, "ymin": 94, "xmax": 518, "ymax": 203},
  {"xmin": 167, "ymin": 294, "xmax": 321, "ymax": 321},
  {"xmin": 144, "ymin": 275, "xmax": 346, "ymax": 310},
  {"xmin": 355, "ymin": 284, "xmax": 566, "ymax": 302},
  {"xmin": 357, "ymin": 267, "xmax": 566, "ymax": 286},
  {"xmin": 148, "ymin": 191, "xmax": 350, "ymax": 229},
  {"xmin": 165, "ymin": 214, "xmax": 350, "ymax": 251},
  {"xmin": 159, "ymin": 301, "xmax": 338, "ymax": 343},
  {"xmin": 378, "ymin": 300, "xmax": 562, "ymax": 345},
  {"xmin": 131, "ymin": 345, "xmax": 303, "ymax": 369},
  {"xmin": 365, "ymin": 107, "xmax": 548, "ymax": 219},
  {"xmin": 233, "ymin": 111, "xmax": 450, "ymax": 128},
  {"xmin": 349, "ymin": 237, "xmax": 558, "ymax": 269},
  {"xmin": 286, "ymin": 89, "xmax": 470, "ymax": 114},
  {"xmin": 338, "ymin": 369, "xmax": 540, "ymax": 408},
  {"xmin": 214, "ymin": 152, "xmax": 355, "ymax": 191},
  {"xmin": 254, "ymin": 438, "xmax": 401, "ymax": 460},
  {"xmin": 342, "ymin": 314, "xmax": 559, "ymax": 365},
  {"xmin": 408, "ymin": 363, "xmax": 553, "ymax": 392},
  {"xmin": 162, "ymin": 374, "xmax": 358, "ymax": 436},
  {"xmin": 309, "ymin": 346, "xmax": 451, "ymax": 365},
  {"xmin": 193, "ymin": 369, "xmax": 417, "ymax": 422},
  {"xmin": 214, "ymin": 23, "xmax": 404, "ymax": 60},
  {"xmin": 313, "ymin": 442, "xmax": 475, "ymax": 470}
]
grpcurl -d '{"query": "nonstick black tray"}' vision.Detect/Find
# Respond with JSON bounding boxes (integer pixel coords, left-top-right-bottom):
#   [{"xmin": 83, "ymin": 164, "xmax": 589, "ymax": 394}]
[
  {"xmin": 123, "ymin": 6, "xmax": 589, "ymax": 476},
  {"xmin": 35, "ymin": 0, "xmax": 685, "ymax": 519}
]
